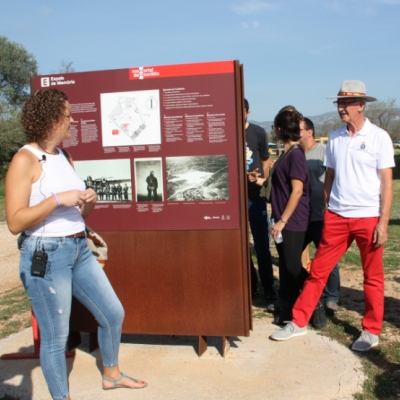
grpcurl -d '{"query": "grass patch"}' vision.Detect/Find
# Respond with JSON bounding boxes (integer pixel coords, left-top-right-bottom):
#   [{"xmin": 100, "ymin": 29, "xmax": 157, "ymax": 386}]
[{"xmin": 0, "ymin": 287, "xmax": 31, "ymax": 340}]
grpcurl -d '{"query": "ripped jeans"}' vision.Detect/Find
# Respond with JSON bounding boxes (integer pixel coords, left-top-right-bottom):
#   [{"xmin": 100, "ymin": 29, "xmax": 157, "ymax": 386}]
[{"xmin": 19, "ymin": 234, "xmax": 124, "ymax": 400}]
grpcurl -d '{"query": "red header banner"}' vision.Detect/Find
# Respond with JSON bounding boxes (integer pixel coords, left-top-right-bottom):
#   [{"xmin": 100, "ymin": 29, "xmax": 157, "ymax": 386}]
[{"xmin": 129, "ymin": 61, "xmax": 234, "ymax": 80}]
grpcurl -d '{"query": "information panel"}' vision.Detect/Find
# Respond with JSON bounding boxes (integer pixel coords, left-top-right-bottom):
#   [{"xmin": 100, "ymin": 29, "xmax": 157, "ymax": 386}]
[{"xmin": 32, "ymin": 61, "xmax": 240, "ymax": 231}]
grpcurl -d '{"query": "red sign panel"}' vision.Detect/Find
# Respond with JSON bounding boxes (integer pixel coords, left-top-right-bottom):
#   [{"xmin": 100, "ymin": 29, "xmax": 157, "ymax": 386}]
[{"xmin": 32, "ymin": 61, "xmax": 241, "ymax": 231}]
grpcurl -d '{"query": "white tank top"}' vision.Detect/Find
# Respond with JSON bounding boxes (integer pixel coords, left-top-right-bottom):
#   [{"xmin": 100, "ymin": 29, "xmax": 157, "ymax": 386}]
[{"xmin": 23, "ymin": 145, "xmax": 86, "ymax": 237}]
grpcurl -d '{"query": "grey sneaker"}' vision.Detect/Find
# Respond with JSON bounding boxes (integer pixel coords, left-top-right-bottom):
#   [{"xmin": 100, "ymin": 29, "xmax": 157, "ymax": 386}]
[
  {"xmin": 351, "ymin": 331, "xmax": 379, "ymax": 352},
  {"xmin": 270, "ymin": 322, "xmax": 307, "ymax": 341}
]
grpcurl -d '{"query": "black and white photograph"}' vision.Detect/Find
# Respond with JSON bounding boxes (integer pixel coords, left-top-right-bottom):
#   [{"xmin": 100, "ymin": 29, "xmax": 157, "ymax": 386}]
[
  {"xmin": 166, "ymin": 155, "xmax": 229, "ymax": 201},
  {"xmin": 134, "ymin": 158, "xmax": 163, "ymax": 202},
  {"xmin": 74, "ymin": 159, "xmax": 132, "ymax": 202}
]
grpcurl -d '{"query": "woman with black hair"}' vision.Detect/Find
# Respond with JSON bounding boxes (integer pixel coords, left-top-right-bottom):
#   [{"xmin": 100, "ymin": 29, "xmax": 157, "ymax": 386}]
[{"xmin": 251, "ymin": 109, "xmax": 315, "ymax": 324}]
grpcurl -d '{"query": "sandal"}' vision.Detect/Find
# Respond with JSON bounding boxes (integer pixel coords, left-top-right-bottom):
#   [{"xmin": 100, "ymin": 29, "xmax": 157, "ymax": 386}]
[{"xmin": 102, "ymin": 372, "xmax": 147, "ymax": 390}]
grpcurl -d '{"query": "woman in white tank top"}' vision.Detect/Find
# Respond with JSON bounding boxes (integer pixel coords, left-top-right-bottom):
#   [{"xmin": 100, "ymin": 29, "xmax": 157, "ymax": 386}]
[{"xmin": 5, "ymin": 89, "xmax": 147, "ymax": 399}]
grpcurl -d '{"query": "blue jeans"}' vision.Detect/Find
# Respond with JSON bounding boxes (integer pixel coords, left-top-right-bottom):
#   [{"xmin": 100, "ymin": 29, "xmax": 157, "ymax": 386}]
[
  {"xmin": 248, "ymin": 199, "xmax": 274, "ymax": 294},
  {"xmin": 19, "ymin": 235, "xmax": 124, "ymax": 400}
]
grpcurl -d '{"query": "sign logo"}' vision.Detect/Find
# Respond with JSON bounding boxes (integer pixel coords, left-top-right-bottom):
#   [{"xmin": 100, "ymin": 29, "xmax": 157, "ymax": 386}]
[
  {"xmin": 129, "ymin": 66, "xmax": 161, "ymax": 80},
  {"xmin": 41, "ymin": 77, "xmax": 50, "ymax": 87}
]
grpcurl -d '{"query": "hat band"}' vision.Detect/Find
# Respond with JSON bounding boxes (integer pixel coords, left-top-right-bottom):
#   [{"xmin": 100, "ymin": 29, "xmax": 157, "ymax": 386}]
[{"xmin": 337, "ymin": 91, "xmax": 366, "ymax": 96}]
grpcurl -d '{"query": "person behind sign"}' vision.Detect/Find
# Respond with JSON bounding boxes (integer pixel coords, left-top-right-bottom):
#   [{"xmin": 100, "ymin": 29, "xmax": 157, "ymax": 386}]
[
  {"xmin": 244, "ymin": 99, "xmax": 277, "ymax": 302},
  {"xmin": 5, "ymin": 89, "xmax": 147, "ymax": 400}
]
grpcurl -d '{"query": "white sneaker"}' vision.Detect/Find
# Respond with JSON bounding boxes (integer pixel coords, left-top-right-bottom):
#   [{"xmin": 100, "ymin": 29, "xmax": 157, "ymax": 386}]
[
  {"xmin": 351, "ymin": 331, "xmax": 379, "ymax": 352},
  {"xmin": 270, "ymin": 321, "xmax": 307, "ymax": 341}
]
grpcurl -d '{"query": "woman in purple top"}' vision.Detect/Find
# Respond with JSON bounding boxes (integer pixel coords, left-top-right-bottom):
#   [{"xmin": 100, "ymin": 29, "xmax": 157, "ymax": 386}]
[{"xmin": 252, "ymin": 109, "xmax": 311, "ymax": 322}]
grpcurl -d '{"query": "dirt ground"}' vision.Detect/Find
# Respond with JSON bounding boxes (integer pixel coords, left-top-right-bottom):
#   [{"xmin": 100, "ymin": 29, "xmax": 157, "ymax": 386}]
[{"xmin": 0, "ymin": 223, "xmax": 21, "ymax": 293}]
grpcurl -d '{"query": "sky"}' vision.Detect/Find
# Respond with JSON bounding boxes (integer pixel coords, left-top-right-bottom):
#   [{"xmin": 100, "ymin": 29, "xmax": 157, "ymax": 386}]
[{"xmin": 2, "ymin": 0, "xmax": 400, "ymax": 121}]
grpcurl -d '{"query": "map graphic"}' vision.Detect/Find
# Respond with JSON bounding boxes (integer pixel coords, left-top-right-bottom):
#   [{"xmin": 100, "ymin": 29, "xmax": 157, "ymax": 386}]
[{"xmin": 101, "ymin": 89, "xmax": 161, "ymax": 147}]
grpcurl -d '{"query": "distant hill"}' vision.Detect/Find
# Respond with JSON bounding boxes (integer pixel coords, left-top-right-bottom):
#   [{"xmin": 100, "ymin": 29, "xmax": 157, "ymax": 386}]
[
  {"xmin": 250, "ymin": 111, "xmax": 340, "ymax": 136},
  {"xmin": 250, "ymin": 108, "xmax": 400, "ymax": 138}
]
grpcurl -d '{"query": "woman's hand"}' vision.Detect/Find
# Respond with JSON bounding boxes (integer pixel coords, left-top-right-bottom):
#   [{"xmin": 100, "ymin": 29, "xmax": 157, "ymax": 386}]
[
  {"xmin": 255, "ymin": 177, "xmax": 266, "ymax": 187},
  {"xmin": 56, "ymin": 189, "xmax": 97, "ymax": 208},
  {"xmin": 270, "ymin": 219, "xmax": 285, "ymax": 241},
  {"xmin": 82, "ymin": 188, "xmax": 98, "ymax": 205},
  {"xmin": 80, "ymin": 189, "xmax": 98, "ymax": 218},
  {"xmin": 57, "ymin": 190, "xmax": 88, "ymax": 207},
  {"xmin": 269, "ymin": 159, "xmax": 275, "ymax": 168}
]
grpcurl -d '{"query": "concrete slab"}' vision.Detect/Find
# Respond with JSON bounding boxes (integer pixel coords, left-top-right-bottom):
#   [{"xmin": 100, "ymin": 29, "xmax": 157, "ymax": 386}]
[{"xmin": 0, "ymin": 319, "xmax": 364, "ymax": 400}]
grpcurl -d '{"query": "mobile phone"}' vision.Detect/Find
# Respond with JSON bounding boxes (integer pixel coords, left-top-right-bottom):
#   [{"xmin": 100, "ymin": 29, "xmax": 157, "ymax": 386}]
[{"xmin": 31, "ymin": 250, "xmax": 48, "ymax": 277}]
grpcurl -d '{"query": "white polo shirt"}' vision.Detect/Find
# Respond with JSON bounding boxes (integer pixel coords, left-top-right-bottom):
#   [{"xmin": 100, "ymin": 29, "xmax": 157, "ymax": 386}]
[{"xmin": 325, "ymin": 118, "xmax": 395, "ymax": 218}]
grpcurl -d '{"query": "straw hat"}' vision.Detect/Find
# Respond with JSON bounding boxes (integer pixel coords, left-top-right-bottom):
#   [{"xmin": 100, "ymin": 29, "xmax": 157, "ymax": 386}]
[{"xmin": 327, "ymin": 80, "xmax": 376, "ymax": 102}]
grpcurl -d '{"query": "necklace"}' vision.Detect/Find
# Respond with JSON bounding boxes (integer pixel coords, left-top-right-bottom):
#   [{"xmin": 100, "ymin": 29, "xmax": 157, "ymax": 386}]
[{"xmin": 36, "ymin": 142, "xmax": 58, "ymax": 155}]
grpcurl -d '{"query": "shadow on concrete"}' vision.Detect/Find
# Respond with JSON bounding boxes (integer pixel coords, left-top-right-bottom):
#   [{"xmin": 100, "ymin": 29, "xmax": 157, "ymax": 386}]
[
  {"xmin": 0, "ymin": 343, "xmax": 77, "ymax": 400},
  {"xmin": 121, "ymin": 334, "xmax": 241, "ymax": 357}
]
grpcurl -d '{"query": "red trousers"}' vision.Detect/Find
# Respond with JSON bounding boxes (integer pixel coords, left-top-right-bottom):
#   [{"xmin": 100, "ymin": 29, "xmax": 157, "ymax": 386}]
[{"xmin": 292, "ymin": 210, "xmax": 384, "ymax": 334}]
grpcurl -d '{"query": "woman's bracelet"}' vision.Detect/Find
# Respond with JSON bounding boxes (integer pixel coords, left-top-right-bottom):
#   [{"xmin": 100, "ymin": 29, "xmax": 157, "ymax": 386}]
[
  {"xmin": 51, "ymin": 192, "xmax": 61, "ymax": 207},
  {"xmin": 280, "ymin": 218, "xmax": 288, "ymax": 224}
]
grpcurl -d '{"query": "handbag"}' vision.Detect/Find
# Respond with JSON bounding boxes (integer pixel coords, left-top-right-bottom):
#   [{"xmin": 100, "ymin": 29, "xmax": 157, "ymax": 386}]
[
  {"xmin": 60, "ymin": 148, "xmax": 108, "ymax": 268},
  {"xmin": 85, "ymin": 225, "xmax": 108, "ymax": 268},
  {"xmin": 259, "ymin": 144, "xmax": 300, "ymax": 203},
  {"xmin": 259, "ymin": 171, "xmax": 273, "ymax": 203}
]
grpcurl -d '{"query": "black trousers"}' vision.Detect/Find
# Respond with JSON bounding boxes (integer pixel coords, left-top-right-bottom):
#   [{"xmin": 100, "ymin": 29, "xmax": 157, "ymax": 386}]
[{"xmin": 275, "ymin": 229, "xmax": 308, "ymax": 306}]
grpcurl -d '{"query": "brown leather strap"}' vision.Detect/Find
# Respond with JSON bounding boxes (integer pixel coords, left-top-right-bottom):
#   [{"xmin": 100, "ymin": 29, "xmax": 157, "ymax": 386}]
[{"xmin": 65, "ymin": 231, "xmax": 86, "ymax": 238}]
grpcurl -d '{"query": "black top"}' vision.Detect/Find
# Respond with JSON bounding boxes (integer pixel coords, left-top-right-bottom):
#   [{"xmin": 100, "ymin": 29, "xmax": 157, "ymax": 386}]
[{"xmin": 245, "ymin": 123, "xmax": 270, "ymax": 199}]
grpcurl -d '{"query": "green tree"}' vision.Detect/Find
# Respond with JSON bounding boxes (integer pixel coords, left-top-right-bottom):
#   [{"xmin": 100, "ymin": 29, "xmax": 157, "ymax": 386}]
[
  {"xmin": 0, "ymin": 36, "xmax": 38, "ymax": 106},
  {"xmin": 0, "ymin": 37, "xmax": 37, "ymax": 180},
  {"xmin": 0, "ymin": 100, "xmax": 24, "ymax": 180}
]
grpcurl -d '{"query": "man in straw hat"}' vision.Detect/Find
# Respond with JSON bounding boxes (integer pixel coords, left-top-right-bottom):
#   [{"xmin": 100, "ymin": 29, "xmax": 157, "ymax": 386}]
[{"xmin": 270, "ymin": 80, "xmax": 395, "ymax": 351}]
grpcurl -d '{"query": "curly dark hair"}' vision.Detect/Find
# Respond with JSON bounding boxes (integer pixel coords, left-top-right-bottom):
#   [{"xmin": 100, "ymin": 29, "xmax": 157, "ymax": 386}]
[
  {"xmin": 274, "ymin": 109, "xmax": 303, "ymax": 142},
  {"xmin": 21, "ymin": 89, "xmax": 68, "ymax": 143}
]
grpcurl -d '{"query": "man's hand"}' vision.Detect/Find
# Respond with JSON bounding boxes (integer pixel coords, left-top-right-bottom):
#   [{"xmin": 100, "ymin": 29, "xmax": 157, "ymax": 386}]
[
  {"xmin": 373, "ymin": 219, "xmax": 389, "ymax": 248},
  {"xmin": 248, "ymin": 168, "xmax": 261, "ymax": 183}
]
